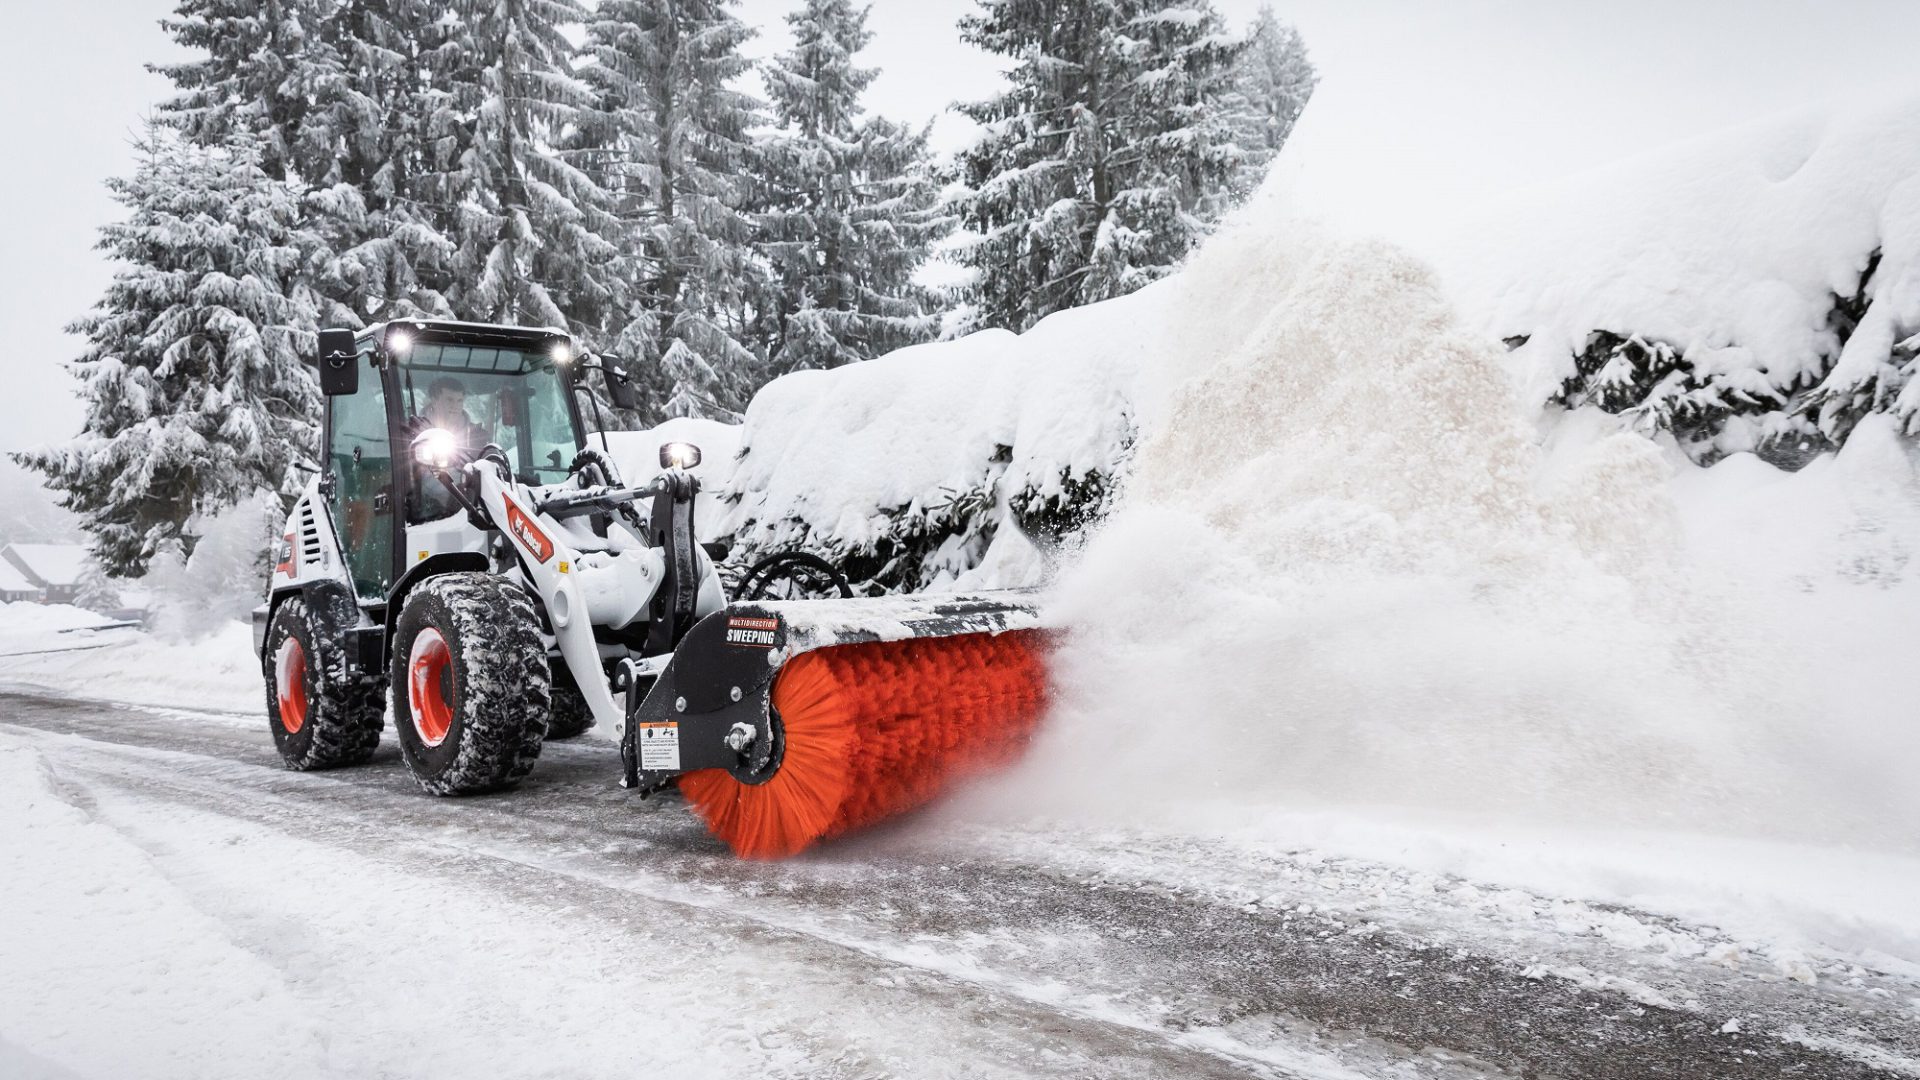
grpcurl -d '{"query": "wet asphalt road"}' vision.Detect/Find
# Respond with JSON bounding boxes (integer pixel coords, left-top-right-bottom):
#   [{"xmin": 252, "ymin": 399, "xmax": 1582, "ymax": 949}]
[{"xmin": 4, "ymin": 688, "xmax": 1915, "ymax": 1079}]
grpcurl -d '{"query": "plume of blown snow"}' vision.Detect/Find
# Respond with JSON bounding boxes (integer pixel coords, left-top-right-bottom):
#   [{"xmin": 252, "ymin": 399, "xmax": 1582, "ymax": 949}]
[{"xmin": 990, "ymin": 182, "xmax": 1919, "ymax": 853}]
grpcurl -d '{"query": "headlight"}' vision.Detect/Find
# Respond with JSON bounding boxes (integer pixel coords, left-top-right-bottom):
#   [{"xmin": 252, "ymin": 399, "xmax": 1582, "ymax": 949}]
[
  {"xmin": 659, "ymin": 441, "xmax": 702, "ymax": 470},
  {"xmin": 413, "ymin": 427, "xmax": 458, "ymax": 468},
  {"xmin": 550, "ymin": 340, "xmax": 572, "ymax": 365},
  {"xmin": 387, "ymin": 328, "xmax": 413, "ymax": 356}
]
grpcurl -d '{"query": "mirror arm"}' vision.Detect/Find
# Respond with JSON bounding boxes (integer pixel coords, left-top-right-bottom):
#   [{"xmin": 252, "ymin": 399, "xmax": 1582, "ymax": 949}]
[{"xmin": 573, "ymin": 355, "xmax": 619, "ymax": 459}]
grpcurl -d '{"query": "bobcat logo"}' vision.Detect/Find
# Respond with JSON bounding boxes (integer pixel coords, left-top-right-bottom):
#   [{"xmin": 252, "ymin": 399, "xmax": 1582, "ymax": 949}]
[{"xmin": 502, "ymin": 501, "xmax": 554, "ymax": 563}]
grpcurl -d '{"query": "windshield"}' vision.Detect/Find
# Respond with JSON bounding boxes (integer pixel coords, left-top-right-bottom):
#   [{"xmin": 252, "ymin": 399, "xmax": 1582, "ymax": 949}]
[{"xmin": 397, "ymin": 341, "xmax": 580, "ymax": 487}]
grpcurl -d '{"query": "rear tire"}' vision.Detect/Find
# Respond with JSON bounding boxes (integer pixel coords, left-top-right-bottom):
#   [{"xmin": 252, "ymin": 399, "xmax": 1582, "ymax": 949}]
[
  {"xmin": 263, "ymin": 589, "xmax": 384, "ymax": 770},
  {"xmin": 545, "ymin": 662, "xmax": 597, "ymax": 740},
  {"xmin": 389, "ymin": 573, "xmax": 550, "ymax": 794}
]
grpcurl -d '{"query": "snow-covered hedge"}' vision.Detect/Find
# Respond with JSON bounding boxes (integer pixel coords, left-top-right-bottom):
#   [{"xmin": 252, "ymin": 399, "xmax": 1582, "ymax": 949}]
[
  {"xmin": 1436, "ymin": 91, "xmax": 1920, "ymax": 467},
  {"xmin": 713, "ymin": 291, "xmax": 1162, "ymax": 592}
]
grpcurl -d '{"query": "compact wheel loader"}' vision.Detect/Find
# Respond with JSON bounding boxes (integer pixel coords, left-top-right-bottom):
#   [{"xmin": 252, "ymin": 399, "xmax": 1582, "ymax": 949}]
[{"xmin": 255, "ymin": 320, "xmax": 1048, "ymax": 857}]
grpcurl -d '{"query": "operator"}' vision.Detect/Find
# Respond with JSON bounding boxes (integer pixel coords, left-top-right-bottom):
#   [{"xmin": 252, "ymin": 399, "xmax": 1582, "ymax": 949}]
[
  {"xmin": 412, "ymin": 376, "xmax": 493, "ymax": 521},
  {"xmin": 421, "ymin": 376, "xmax": 491, "ymax": 448}
]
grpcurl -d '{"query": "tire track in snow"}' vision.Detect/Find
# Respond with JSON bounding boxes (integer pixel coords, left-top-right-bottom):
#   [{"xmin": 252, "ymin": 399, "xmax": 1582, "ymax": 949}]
[
  {"xmin": 6, "ymin": 692, "xmax": 1916, "ymax": 1078},
  {"xmin": 13, "ymin": 723, "xmax": 1345, "ymax": 1080}
]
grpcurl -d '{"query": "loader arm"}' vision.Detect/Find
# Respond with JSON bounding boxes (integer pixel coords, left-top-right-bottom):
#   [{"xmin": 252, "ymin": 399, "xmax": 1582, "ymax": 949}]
[
  {"xmin": 465, "ymin": 462, "xmax": 720, "ymax": 738},
  {"xmin": 471, "ymin": 466, "xmax": 626, "ymax": 733}
]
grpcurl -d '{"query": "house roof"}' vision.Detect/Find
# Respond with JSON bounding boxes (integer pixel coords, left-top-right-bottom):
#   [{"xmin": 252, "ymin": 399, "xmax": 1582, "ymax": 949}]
[
  {"xmin": 2, "ymin": 543, "xmax": 88, "ymax": 587},
  {"xmin": 0, "ymin": 558, "xmax": 36, "ymax": 594}
]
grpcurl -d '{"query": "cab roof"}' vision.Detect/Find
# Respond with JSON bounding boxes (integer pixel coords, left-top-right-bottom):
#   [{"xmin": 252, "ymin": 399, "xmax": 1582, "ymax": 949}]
[{"xmin": 354, "ymin": 319, "xmax": 572, "ymax": 350}]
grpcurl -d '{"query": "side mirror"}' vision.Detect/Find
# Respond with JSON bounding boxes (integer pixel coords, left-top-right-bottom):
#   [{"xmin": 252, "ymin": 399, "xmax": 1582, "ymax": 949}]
[
  {"xmin": 314, "ymin": 329, "xmax": 359, "ymax": 396},
  {"xmin": 600, "ymin": 355, "xmax": 638, "ymax": 412}
]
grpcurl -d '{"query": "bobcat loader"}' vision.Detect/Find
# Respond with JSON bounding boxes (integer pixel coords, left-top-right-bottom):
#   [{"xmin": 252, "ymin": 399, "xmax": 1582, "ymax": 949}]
[{"xmin": 256, "ymin": 320, "xmax": 1046, "ymax": 856}]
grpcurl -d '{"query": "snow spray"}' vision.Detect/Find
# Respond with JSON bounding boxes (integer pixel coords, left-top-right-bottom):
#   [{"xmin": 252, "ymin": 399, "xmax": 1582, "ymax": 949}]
[{"xmin": 988, "ymin": 201, "xmax": 1920, "ymax": 853}]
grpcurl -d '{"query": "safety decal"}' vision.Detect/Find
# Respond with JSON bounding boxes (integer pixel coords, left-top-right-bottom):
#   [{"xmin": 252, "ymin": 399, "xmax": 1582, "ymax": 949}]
[
  {"xmin": 637, "ymin": 721, "xmax": 681, "ymax": 771},
  {"xmin": 724, "ymin": 616, "xmax": 779, "ymax": 648},
  {"xmin": 502, "ymin": 500, "xmax": 554, "ymax": 563}
]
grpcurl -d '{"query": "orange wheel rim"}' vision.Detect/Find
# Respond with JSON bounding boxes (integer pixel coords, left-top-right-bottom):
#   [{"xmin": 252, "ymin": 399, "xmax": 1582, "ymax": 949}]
[
  {"xmin": 275, "ymin": 638, "xmax": 308, "ymax": 734},
  {"xmin": 408, "ymin": 628, "xmax": 454, "ymax": 747}
]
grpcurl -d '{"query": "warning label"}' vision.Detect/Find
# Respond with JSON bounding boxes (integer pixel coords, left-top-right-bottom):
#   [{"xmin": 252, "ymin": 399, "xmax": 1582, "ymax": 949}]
[{"xmin": 637, "ymin": 722, "xmax": 681, "ymax": 771}]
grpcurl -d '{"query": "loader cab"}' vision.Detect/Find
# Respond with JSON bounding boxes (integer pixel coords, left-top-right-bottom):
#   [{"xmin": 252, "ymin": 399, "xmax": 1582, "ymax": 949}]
[{"xmin": 320, "ymin": 321, "xmax": 588, "ymax": 603}]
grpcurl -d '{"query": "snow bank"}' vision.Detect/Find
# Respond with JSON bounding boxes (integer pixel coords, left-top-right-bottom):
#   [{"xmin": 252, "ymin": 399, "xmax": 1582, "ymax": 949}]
[
  {"xmin": 695, "ymin": 93, "xmax": 1920, "ymax": 958},
  {"xmin": 0, "ymin": 601, "xmax": 102, "ymax": 643},
  {"xmin": 716, "ymin": 292, "xmax": 1161, "ymax": 590},
  {"xmin": 0, "ymin": 605, "xmax": 258, "ymax": 715},
  {"xmin": 1427, "ymin": 91, "xmax": 1920, "ymax": 462}
]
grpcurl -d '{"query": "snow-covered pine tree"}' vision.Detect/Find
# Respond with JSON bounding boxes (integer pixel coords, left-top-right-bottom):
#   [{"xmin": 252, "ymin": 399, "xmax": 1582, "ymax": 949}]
[
  {"xmin": 296, "ymin": 0, "xmax": 465, "ymax": 324},
  {"xmin": 756, "ymin": 0, "xmax": 945, "ymax": 373},
  {"xmin": 14, "ymin": 131, "xmax": 326, "ymax": 576},
  {"xmin": 439, "ymin": 0, "xmax": 620, "ymax": 343},
  {"xmin": 1227, "ymin": 4, "xmax": 1316, "ymax": 198},
  {"xmin": 578, "ymin": 0, "xmax": 769, "ymax": 421},
  {"xmin": 153, "ymin": 0, "xmax": 330, "ymax": 182},
  {"xmin": 156, "ymin": 0, "xmax": 462, "ymax": 328},
  {"xmin": 952, "ymin": 0, "xmax": 1246, "ymax": 333}
]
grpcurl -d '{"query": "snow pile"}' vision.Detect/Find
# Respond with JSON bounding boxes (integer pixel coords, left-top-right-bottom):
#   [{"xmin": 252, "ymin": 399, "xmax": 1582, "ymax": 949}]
[
  {"xmin": 716, "ymin": 300, "xmax": 1161, "ymax": 590},
  {"xmin": 1428, "ymin": 91, "xmax": 1920, "ymax": 463},
  {"xmin": 976, "ymin": 190, "xmax": 1920, "ymax": 872},
  {"xmin": 0, "ymin": 606, "xmax": 259, "ymax": 714},
  {"xmin": 0, "ymin": 601, "xmax": 104, "ymax": 648}
]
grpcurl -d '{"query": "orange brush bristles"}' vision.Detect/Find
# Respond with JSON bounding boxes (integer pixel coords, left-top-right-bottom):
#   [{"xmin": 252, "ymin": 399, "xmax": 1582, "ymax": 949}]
[{"xmin": 678, "ymin": 629, "xmax": 1049, "ymax": 859}]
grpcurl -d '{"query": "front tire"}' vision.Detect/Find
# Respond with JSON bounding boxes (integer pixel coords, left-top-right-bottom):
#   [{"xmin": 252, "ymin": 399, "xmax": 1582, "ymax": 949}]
[
  {"xmin": 263, "ymin": 588, "xmax": 384, "ymax": 770},
  {"xmin": 390, "ymin": 573, "xmax": 550, "ymax": 794}
]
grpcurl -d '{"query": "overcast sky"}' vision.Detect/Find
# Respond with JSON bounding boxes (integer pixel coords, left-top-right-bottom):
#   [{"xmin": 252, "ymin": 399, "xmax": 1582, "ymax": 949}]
[{"xmin": 2, "ymin": 0, "xmax": 1916, "ymax": 455}]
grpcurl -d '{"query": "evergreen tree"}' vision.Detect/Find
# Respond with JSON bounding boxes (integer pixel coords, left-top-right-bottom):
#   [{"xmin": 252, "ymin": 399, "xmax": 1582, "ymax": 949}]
[
  {"xmin": 14, "ymin": 132, "xmax": 327, "ymax": 576},
  {"xmin": 156, "ymin": 0, "xmax": 462, "ymax": 327},
  {"xmin": 153, "ymin": 0, "xmax": 328, "ymax": 182},
  {"xmin": 952, "ymin": 0, "xmax": 1246, "ymax": 333},
  {"xmin": 441, "ymin": 0, "xmax": 620, "ymax": 340},
  {"xmin": 299, "ymin": 0, "xmax": 464, "ymax": 324},
  {"xmin": 756, "ymin": 0, "xmax": 945, "ymax": 372},
  {"xmin": 579, "ymin": 0, "xmax": 768, "ymax": 421},
  {"xmin": 1227, "ymin": 5, "xmax": 1316, "ymax": 198}
]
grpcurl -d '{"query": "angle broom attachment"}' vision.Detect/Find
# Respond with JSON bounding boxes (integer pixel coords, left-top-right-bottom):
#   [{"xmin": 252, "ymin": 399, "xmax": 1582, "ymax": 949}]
[{"xmin": 678, "ymin": 629, "xmax": 1049, "ymax": 858}]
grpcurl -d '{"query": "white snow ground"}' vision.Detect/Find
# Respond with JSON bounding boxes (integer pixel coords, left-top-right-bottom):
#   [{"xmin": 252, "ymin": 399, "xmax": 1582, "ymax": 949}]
[{"xmin": 0, "ymin": 604, "xmax": 258, "ymax": 714}]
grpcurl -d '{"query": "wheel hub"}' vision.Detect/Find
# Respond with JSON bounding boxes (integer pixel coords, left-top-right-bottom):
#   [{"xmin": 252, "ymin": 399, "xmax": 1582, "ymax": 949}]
[
  {"xmin": 275, "ymin": 637, "xmax": 308, "ymax": 734},
  {"xmin": 408, "ymin": 628, "xmax": 455, "ymax": 747}
]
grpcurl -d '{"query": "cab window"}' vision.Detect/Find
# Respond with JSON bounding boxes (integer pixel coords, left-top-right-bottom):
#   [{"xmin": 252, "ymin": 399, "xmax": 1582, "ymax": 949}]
[{"xmin": 397, "ymin": 342, "xmax": 580, "ymax": 523}]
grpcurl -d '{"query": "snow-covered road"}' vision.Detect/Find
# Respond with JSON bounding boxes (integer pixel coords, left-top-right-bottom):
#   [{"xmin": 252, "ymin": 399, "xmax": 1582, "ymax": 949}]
[{"xmin": 4, "ymin": 689, "xmax": 1915, "ymax": 1079}]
